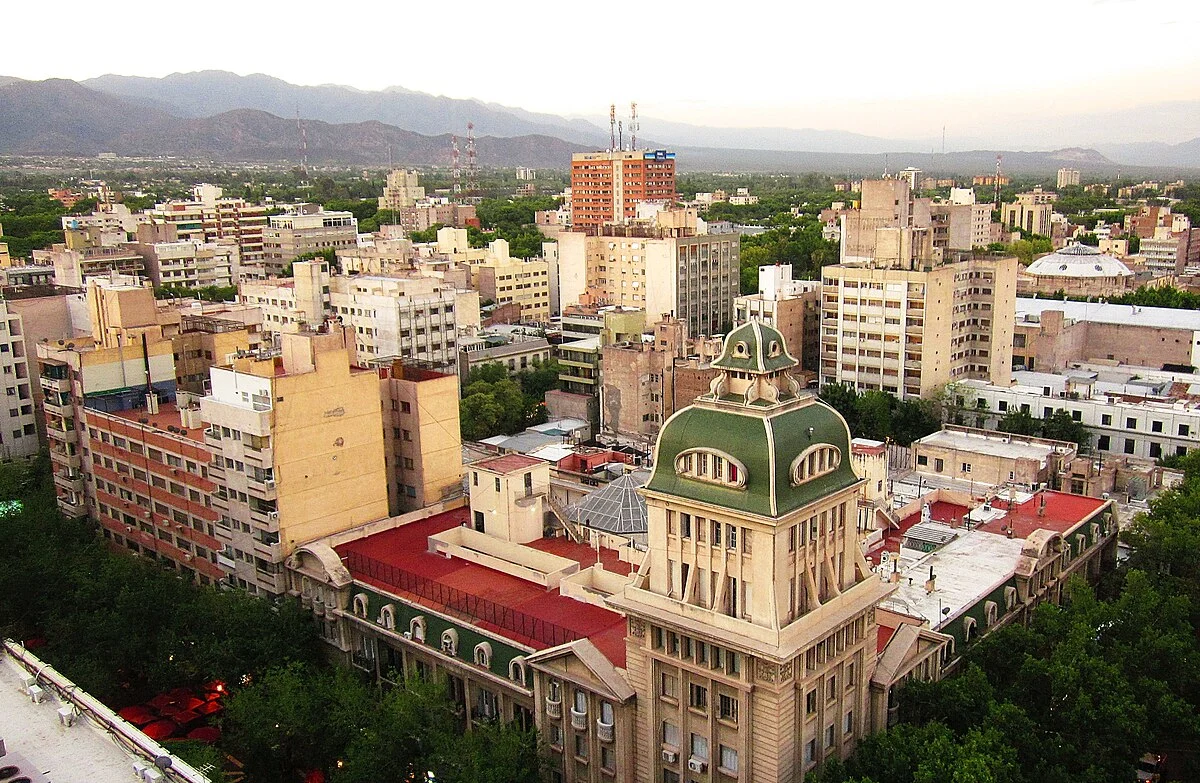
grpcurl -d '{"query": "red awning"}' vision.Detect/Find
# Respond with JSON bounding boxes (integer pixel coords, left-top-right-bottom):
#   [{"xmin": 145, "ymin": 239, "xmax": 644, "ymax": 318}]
[{"xmin": 142, "ymin": 719, "xmax": 180, "ymax": 741}]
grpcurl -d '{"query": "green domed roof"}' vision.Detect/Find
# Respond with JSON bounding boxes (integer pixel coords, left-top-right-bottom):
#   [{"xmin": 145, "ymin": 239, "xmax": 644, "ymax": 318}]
[
  {"xmin": 711, "ymin": 320, "xmax": 798, "ymax": 375},
  {"xmin": 645, "ymin": 396, "xmax": 859, "ymax": 518}
]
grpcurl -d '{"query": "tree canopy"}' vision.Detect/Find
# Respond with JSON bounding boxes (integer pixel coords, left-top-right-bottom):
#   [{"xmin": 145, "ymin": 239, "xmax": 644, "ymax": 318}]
[{"xmin": 459, "ymin": 360, "xmax": 562, "ymax": 441}]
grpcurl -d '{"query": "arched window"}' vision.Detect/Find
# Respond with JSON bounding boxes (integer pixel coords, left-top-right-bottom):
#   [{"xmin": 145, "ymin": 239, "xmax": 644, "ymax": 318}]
[
  {"xmin": 963, "ymin": 616, "xmax": 977, "ymax": 643},
  {"xmin": 441, "ymin": 628, "xmax": 459, "ymax": 656},
  {"xmin": 984, "ymin": 600, "xmax": 998, "ymax": 628},
  {"xmin": 351, "ymin": 593, "xmax": 369, "ymax": 618},
  {"xmin": 409, "ymin": 616, "xmax": 426, "ymax": 642},
  {"xmin": 378, "ymin": 604, "xmax": 396, "ymax": 630},
  {"xmin": 474, "ymin": 642, "xmax": 493, "ymax": 668},
  {"xmin": 675, "ymin": 448, "xmax": 747, "ymax": 489},
  {"xmin": 509, "ymin": 656, "xmax": 528, "ymax": 685},
  {"xmin": 791, "ymin": 445, "xmax": 842, "ymax": 486}
]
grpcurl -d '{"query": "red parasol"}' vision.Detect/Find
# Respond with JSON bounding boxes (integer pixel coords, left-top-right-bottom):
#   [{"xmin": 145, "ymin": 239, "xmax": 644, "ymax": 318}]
[
  {"xmin": 141, "ymin": 719, "xmax": 181, "ymax": 741},
  {"xmin": 186, "ymin": 726, "xmax": 221, "ymax": 743},
  {"xmin": 117, "ymin": 705, "xmax": 157, "ymax": 726}
]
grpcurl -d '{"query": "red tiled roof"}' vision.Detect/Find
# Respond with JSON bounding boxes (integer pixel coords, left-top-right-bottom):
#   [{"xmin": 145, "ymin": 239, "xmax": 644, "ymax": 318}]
[
  {"xmin": 473, "ymin": 454, "xmax": 546, "ymax": 474},
  {"xmin": 335, "ymin": 508, "xmax": 629, "ymax": 667},
  {"xmin": 977, "ymin": 490, "xmax": 1107, "ymax": 539}
]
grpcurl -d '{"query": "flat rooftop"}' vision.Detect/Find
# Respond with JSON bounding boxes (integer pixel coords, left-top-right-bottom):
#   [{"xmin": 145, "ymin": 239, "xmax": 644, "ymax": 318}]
[
  {"xmin": 979, "ymin": 490, "xmax": 1108, "ymax": 539},
  {"xmin": 0, "ymin": 644, "xmax": 207, "ymax": 783},
  {"xmin": 100, "ymin": 402, "xmax": 206, "ymax": 443},
  {"xmin": 914, "ymin": 429, "xmax": 1065, "ymax": 463},
  {"xmin": 472, "ymin": 453, "xmax": 546, "ymax": 473},
  {"xmin": 1017, "ymin": 297, "xmax": 1200, "ymax": 331},
  {"xmin": 335, "ymin": 508, "xmax": 631, "ymax": 667}
]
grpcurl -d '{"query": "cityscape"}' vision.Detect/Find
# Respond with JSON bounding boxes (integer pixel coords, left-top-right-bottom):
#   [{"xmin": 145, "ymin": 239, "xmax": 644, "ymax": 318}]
[{"xmin": 2, "ymin": 8, "xmax": 1200, "ymax": 782}]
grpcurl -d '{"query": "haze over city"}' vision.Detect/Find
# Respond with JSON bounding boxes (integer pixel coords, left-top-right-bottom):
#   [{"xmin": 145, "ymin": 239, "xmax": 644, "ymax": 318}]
[{"xmin": 3, "ymin": 0, "xmax": 1199, "ymax": 147}]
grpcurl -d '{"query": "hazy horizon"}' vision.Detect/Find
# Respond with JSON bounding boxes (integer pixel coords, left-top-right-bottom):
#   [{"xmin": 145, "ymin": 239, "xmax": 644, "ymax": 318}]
[{"xmin": 3, "ymin": 0, "xmax": 1198, "ymax": 148}]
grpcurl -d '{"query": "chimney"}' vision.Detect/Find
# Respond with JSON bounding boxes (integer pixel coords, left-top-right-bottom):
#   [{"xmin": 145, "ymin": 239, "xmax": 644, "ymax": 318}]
[
  {"xmin": 924, "ymin": 566, "xmax": 936, "ymax": 594},
  {"xmin": 888, "ymin": 558, "xmax": 901, "ymax": 583}
]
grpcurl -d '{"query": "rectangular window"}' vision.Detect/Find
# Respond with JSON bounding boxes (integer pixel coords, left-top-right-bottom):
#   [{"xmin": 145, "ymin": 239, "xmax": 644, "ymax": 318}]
[
  {"xmin": 680, "ymin": 513, "xmax": 691, "ymax": 538},
  {"xmin": 727, "ymin": 525, "xmax": 737, "ymax": 550},
  {"xmin": 844, "ymin": 710, "xmax": 854, "ymax": 734},
  {"xmin": 720, "ymin": 745, "xmax": 739, "ymax": 773},
  {"xmin": 690, "ymin": 733, "xmax": 708, "ymax": 761},
  {"xmin": 574, "ymin": 733, "xmax": 587, "ymax": 759},
  {"xmin": 711, "ymin": 520, "xmax": 721, "ymax": 544},
  {"xmin": 804, "ymin": 739, "xmax": 816, "ymax": 764},
  {"xmin": 1124, "ymin": 438, "xmax": 1136, "ymax": 454},
  {"xmin": 718, "ymin": 693, "xmax": 739, "ymax": 724},
  {"xmin": 825, "ymin": 724, "xmax": 836, "ymax": 748},
  {"xmin": 689, "ymin": 683, "xmax": 708, "ymax": 711},
  {"xmin": 660, "ymin": 672, "xmax": 678, "ymax": 700},
  {"xmin": 806, "ymin": 689, "xmax": 817, "ymax": 714},
  {"xmin": 662, "ymin": 721, "xmax": 679, "ymax": 747},
  {"xmin": 1126, "ymin": 417, "xmax": 1137, "ymax": 430}
]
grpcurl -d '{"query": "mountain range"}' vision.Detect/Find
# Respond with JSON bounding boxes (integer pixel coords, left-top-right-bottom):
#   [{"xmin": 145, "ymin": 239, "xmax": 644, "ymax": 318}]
[{"xmin": 1, "ymin": 72, "xmax": 1197, "ymax": 172}]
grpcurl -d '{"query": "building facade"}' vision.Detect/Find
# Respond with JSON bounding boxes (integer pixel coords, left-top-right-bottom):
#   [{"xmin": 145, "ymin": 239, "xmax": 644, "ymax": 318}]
[
  {"xmin": 570, "ymin": 150, "xmax": 677, "ymax": 233},
  {"xmin": 820, "ymin": 255, "xmax": 1018, "ymax": 400},
  {"xmin": 261, "ymin": 205, "xmax": 358, "ymax": 277}
]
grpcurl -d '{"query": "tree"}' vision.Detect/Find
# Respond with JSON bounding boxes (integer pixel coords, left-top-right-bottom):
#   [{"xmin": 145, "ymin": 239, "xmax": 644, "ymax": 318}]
[
  {"xmin": 1040, "ymin": 408, "xmax": 1091, "ymax": 450},
  {"xmin": 997, "ymin": 408, "xmax": 1038, "ymax": 436}
]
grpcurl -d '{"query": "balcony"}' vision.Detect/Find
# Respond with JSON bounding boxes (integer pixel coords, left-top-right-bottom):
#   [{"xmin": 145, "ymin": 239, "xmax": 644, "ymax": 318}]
[
  {"xmin": 53, "ymin": 470, "xmax": 84, "ymax": 494},
  {"xmin": 47, "ymin": 426, "xmax": 79, "ymax": 445},
  {"xmin": 50, "ymin": 448, "xmax": 81, "ymax": 470},
  {"xmin": 39, "ymin": 374, "xmax": 70, "ymax": 395},
  {"xmin": 58, "ymin": 497, "xmax": 87, "ymax": 519},
  {"xmin": 570, "ymin": 708, "xmax": 588, "ymax": 731},
  {"xmin": 42, "ymin": 393, "xmax": 72, "ymax": 415},
  {"xmin": 545, "ymin": 696, "xmax": 562, "ymax": 719},
  {"xmin": 250, "ymin": 508, "xmax": 279, "ymax": 528},
  {"xmin": 596, "ymin": 720, "xmax": 615, "ymax": 743},
  {"xmin": 216, "ymin": 553, "xmax": 237, "ymax": 571},
  {"xmin": 247, "ymin": 475, "xmax": 278, "ymax": 499},
  {"xmin": 253, "ymin": 539, "xmax": 282, "ymax": 562}
]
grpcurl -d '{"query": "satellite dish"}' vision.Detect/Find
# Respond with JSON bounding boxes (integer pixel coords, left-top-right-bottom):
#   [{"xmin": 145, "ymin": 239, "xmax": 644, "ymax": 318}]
[{"xmin": 154, "ymin": 756, "xmax": 173, "ymax": 770}]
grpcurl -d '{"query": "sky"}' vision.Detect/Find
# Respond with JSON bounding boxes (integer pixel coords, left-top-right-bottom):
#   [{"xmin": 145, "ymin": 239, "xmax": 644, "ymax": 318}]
[{"xmin": 2, "ymin": 0, "xmax": 1198, "ymax": 144}]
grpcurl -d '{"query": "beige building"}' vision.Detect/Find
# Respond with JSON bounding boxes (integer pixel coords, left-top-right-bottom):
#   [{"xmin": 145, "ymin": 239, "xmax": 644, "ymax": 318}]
[
  {"xmin": 841, "ymin": 180, "xmax": 994, "ymax": 265},
  {"xmin": 378, "ymin": 169, "xmax": 426, "ymax": 212},
  {"xmin": 0, "ymin": 298, "xmax": 41, "ymax": 460},
  {"xmin": 260, "ymin": 204, "xmax": 358, "ymax": 278},
  {"xmin": 820, "ymin": 253, "xmax": 1018, "ymax": 400},
  {"xmin": 1017, "ymin": 243, "xmax": 1134, "ymax": 298},
  {"xmin": 734, "ymin": 264, "xmax": 821, "ymax": 373},
  {"xmin": 612, "ymin": 321, "xmax": 892, "ymax": 781},
  {"xmin": 1002, "ymin": 188, "xmax": 1056, "ymax": 237},
  {"xmin": 471, "ymin": 240, "xmax": 551, "ymax": 323},
  {"xmin": 911, "ymin": 425, "xmax": 1077, "ymax": 489},
  {"xmin": 377, "ymin": 360, "xmax": 464, "ymax": 515},
  {"xmin": 1056, "ymin": 168, "xmax": 1081, "ymax": 189},
  {"xmin": 38, "ymin": 229, "xmax": 147, "ymax": 288},
  {"xmin": 558, "ymin": 211, "xmax": 741, "ymax": 337},
  {"xmin": 200, "ymin": 327, "xmax": 390, "ymax": 595},
  {"xmin": 135, "ymin": 238, "xmax": 240, "ymax": 289}
]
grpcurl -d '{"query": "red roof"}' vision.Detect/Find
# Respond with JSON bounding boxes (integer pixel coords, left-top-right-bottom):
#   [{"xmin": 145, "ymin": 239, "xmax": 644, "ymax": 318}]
[
  {"xmin": 335, "ymin": 508, "xmax": 629, "ymax": 667},
  {"xmin": 473, "ymin": 454, "xmax": 546, "ymax": 474},
  {"xmin": 867, "ymin": 501, "xmax": 969, "ymax": 565},
  {"xmin": 107, "ymin": 403, "xmax": 206, "ymax": 443},
  {"xmin": 977, "ymin": 490, "xmax": 1107, "ymax": 539},
  {"xmin": 877, "ymin": 624, "xmax": 896, "ymax": 654}
]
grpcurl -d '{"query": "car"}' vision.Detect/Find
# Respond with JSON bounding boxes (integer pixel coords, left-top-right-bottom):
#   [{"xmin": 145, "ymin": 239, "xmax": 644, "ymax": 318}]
[{"xmin": 1136, "ymin": 753, "xmax": 1164, "ymax": 783}]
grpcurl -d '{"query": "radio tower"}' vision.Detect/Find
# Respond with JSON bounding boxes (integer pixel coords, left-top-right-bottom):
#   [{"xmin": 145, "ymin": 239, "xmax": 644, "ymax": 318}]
[
  {"xmin": 295, "ymin": 107, "xmax": 308, "ymax": 180},
  {"xmin": 451, "ymin": 134, "xmax": 461, "ymax": 198},
  {"xmin": 994, "ymin": 155, "xmax": 1003, "ymax": 208},
  {"xmin": 465, "ymin": 122, "xmax": 478, "ymax": 198},
  {"xmin": 629, "ymin": 102, "xmax": 639, "ymax": 151},
  {"xmin": 609, "ymin": 104, "xmax": 617, "ymax": 152}
]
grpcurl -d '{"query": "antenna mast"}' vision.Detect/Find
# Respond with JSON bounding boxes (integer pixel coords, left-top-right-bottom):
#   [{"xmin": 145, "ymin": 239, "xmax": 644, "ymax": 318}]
[
  {"xmin": 451, "ymin": 134, "xmax": 461, "ymax": 198},
  {"xmin": 630, "ymin": 102, "xmax": 639, "ymax": 151},
  {"xmin": 466, "ymin": 122, "xmax": 478, "ymax": 198},
  {"xmin": 994, "ymin": 155, "xmax": 1003, "ymax": 208},
  {"xmin": 609, "ymin": 104, "xmax": 617, "ymax": 152},
  {"xmin": 617, "ymin": 120, "xmax": 623, "ymax": 151},
  {"xmin": 295, "ymin": 107, "xmax": 308, "ymax": 180}
]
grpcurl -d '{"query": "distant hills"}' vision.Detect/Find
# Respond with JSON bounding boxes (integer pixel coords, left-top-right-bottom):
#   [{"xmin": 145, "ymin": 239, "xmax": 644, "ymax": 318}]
[{"xmin": 0, "ymin": 72, "xmax": 1196, "ymax": 173}]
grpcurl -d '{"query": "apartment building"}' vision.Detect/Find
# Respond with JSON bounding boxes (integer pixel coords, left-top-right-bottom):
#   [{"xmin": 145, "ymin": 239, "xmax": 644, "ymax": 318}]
[
  {"xmin": 36, "ymin": 281, "xmax": 227, "ymax": 587},
  {"xmin": 734, "ymin": 264, "xmax": 821, "ymax": 373},
  {"xmin": 598, "ymin": 316, "xmax": 723, "ymax": 441},
  {"xmin": 260, "ymin": 204, "xmax": 358, "ymax": 277},
  {"xmin": 558, "ymin": 213, "xmax": 740, "ymax": 338},
  {"xmin": 376, "ymin": 360, "xmax": 464, "ymax": 515},
  {"xmin": 0, "ymin": 299, "xmax": 40, "ymax": 460},
  {"xmin": 147, "ymin": 189, "xmax": 267, "ymax": 270},
  {"xmin": 470, "ymin": 239, "xmax": 552, "ymax": 323},
  {"xmin": 1056, "ymin": 168, "xmax": 1081, "ymax": 189},
  {"xmin": 378, "ymin": 169, "xmax": 426, "ymax": 212},
  {"xmin": 570, "ymin": 150, "xmax": 677, "ymax": 233},
  {"xmin": 910, "ymin": 425, "xmax": 1077, "ymax": 489},
  {"xmin": 199, "ymin": 328, "xmax": 390, "ymax": 595},
  {"xmin": 840, "ymin": 180, "xmax": 994, "ymax": 265},
  {"xmin": 820, "ymin": 252, "xmax": 1018, "ymax": 400},
  {"xmin": 329, "ymin": 274, "xmax": 463, "ymax": 367},
  {"xmin": 39, "ymin": 229, "xmax": 146, "ymax": 288},
  {"xmin": 1002, "ymin": 188, "xmax": 1056, "ymax": 237},
  {"xmin": 135, "ymin": 239, "xmax": 240, "ymax": 289}
]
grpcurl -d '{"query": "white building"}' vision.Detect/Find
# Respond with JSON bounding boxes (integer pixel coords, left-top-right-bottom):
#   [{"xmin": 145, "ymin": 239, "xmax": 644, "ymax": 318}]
[
  {"xmin": 328, "ymin": 274, "xmax": 467, "ymax": 367},
  {"xmin": 140, "ymin": 240, "xmax": 240, "ymax": 289},
  {"xmin": 0, "ymin": 299, "xmax": 39, "ymax": 460}
]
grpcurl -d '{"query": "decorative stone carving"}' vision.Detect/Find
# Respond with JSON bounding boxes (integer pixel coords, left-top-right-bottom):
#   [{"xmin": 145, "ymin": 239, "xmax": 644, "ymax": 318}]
[{"xmin": 628, "ymin": 618, "xmax": 646, "ymax": 638}]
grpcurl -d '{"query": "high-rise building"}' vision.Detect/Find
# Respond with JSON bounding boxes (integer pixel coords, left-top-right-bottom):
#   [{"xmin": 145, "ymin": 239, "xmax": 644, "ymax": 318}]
[
  {"xmin": 1002, "ymin": 188, "xmax": 1057, "ymax": 237},
  {"xmin": 378, "ymin": 170, "xmax": 427, "ymax": 212},
  {"xmin": 570, "ymin": 150, "xmax": 676, "ymax": 233},
  {"xmin": 820, "ymin": 251, "xmax": 1017, "ymax": 400},
  {"xmin": 557, "ymin": 210, "xmax": 740, "ymax": 337},
  {"xmin": 734, "ymin": 264, "xmax": 822, "ymax": 374},
  {"xmin": 841, "ymin": 180, "xmax": 995, "ymax": 264},
  {"xmin": 0, "ymin": 299, "xmax": 40, "ymax": 460},
  {"xmin": 38, "ymin": 229, "xmax": 147, "ymax": 288},
  {"xmin": 260, "ymin": 204, "xmax": 358, "ymax": 278},
  {"xmin": 199, "ymin": 328, "xmax": 390, "ymax": 595},
  {"xmin": 1056, "ymin": 168, "xmax": 1081, "ymax": 189},
  {"xmin": 375, "ymin": 360, "xmax": 464, "ymax": 515},
  {"xmin": 470, "ymin": 239, "xmax": 551, "ymax": 324}
]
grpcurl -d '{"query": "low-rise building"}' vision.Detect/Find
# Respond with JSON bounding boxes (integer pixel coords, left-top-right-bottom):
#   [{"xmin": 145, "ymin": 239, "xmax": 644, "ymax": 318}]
[
  {"xmin": 910, "ymin": 425, "xmax": 1077, "ymax": 490},
  {"xmin": 260, "ymin": 204, "xmax": 358, "ymax": 278},
  {"xmin": 460, "ymin": 338, "xmax": 553, "ymax": 383},
  {"xmin": 1017, "ymin": 243, "xmax": 1133, "ymax": 297}
]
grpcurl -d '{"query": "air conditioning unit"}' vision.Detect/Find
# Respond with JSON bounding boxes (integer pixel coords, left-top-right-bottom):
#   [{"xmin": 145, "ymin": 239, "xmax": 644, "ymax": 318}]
[
  {"xmin": 58, "ymin": 706, "xmax": 77, "ymax": 726},
  {"xmin": 143, "ymin": 511, "xmax": 152, "ymax": 519},
  {"xmin": 661, "ymin": 750, "xmax": 678, "ymax": 764},
  {"xmin": 27, "ymin": 684, "xmax": 46, "ymax": 703},
  {"xmin": 265, "ymin": 479, "xmax": 276, "ymax": 489},
  {"xmin": 687, "ymin": 758, "xmax": 707, "ymax": 774},
  {"xmin": 143, "ymin": 769, "xmax": 166, "ymax": 783},
  {"xmin": 268, "ymin": 511, "xmax": 279, "ymax": 522}
]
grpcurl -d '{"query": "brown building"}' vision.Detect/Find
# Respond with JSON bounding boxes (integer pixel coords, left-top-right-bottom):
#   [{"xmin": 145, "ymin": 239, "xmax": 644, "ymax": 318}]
[
  {"xmin": 570, "ymin": 150, "xmax": 676, "ymax": 233},
  {"xmin": 1013, "ymin": 299, "xmax": 1200, "ymax": 373},
  {"xmin": 911, "ymin": 425, "xmax": 1078, "ymax": 489},
  {"xmin": 734, "ymin": 264, "xmax": 822, "ymax": 373}
]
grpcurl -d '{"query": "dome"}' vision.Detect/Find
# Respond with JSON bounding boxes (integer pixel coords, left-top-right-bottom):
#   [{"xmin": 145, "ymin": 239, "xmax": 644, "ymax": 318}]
[
  {"xmin": 646, "ymin": 396, "xmax": 859, "ymax": 518},
  {"xmin": 1026, "ymin": 243, "xmax": 1132, "ymax": 279},
  {"xmin": 711, "ymin": 320, "xmax": 798, "ymax": 375}
]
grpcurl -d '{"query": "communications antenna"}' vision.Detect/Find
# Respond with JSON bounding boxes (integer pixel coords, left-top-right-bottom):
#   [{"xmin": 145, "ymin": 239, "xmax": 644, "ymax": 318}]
[
  {"xmin": 295, "ymin": 107, "xmax": 308, "ymax": 180},
  {"xmin": 995, "ymin": 155, "xmax": 1003, "ymax": 207},
  {"xmin": 609, "ymin": 104, "xmax": 617, "ymax": 151},
  {"xmin": 466, "ymin": 122, "xmax": 478, "ymax": 197},
  {"xmin": 630, "ymin": 102, "xmax": 639, "ymax": 150},
  {"xmin": 617, "ymin": 120, "xmax": 623, "ymax": 151},
  {"xmin": 452, "ymin": 135, "xmax": 461, "ymax": 197}
]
